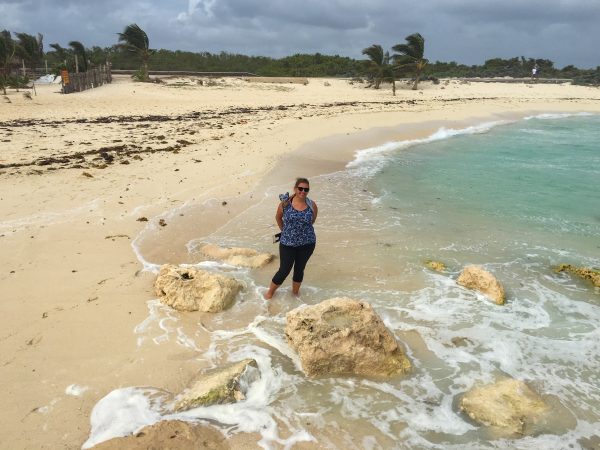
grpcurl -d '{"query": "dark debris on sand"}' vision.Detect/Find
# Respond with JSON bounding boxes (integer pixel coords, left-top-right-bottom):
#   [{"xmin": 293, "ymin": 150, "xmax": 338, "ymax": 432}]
[{"xmin": 0, "ymin": 97, "xmax": 506, "ymax": 175}]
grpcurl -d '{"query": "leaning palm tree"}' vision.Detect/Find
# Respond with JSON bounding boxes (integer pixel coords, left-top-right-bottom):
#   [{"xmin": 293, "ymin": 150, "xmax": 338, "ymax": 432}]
[
  {"xmin": 0, "ymin": 30, "xmax": 14, "ymax": 68},
  {"xmin": 362, "ymin": 44, "xmax": 386, "ymax": 89},
  {"xmin": 49, "ymin": 43, "xmax": 68, "ymax": 59},
  {"xmin": 118, "ymin": 23, "xmax": 151, "ymax": 81},
  {"xmin": 49, "ymin": 43, "xmax": 70, "ymax": 69},
  {"xmin": 15, "ymin": 32, "xmax": 44, "ymax": 70},
  {"xmin": 0, "ymin": 30, "xmax": 17, "ymax": 94},
  {"xmin": 68, "ymin": 41, "xmax": 88, "ymax": 72},
  {"xmin": 392, "ymin": 33, "xmax": 427, "ymax": 90},
  {"xmin": 362, "ymin": 44, "xmax": 396, "ymax": 94}
]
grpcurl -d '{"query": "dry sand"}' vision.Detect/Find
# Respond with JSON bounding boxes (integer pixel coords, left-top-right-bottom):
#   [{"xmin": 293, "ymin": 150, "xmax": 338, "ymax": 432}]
[{"xmin": 1, "ymin": 75, "xmax": 599, "ymax": 449}]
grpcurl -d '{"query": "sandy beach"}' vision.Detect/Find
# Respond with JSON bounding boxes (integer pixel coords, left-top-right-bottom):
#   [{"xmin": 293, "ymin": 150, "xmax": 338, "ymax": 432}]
[{"xmin": 1, "ymin": 75, "xmax": 599, "ymax": 449}]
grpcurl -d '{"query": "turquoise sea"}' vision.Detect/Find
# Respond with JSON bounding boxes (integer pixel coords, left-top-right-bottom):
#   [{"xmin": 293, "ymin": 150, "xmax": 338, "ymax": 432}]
[{"xmin": 87, "ymin": 114, "xmax": 600, "ymax": 449}]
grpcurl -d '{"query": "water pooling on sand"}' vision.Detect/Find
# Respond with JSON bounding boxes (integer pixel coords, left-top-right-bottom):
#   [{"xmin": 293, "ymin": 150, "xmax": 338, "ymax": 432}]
[{"xmin": 85, "ymin": 114, "xmax": 600, "ymax": 449}]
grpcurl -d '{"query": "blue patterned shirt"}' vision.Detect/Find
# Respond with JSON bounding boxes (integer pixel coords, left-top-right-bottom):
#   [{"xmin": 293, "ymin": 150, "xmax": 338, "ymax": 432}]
[{"xmin": 280, "ymin": 200, "xmax": 316, "ymax": 247}]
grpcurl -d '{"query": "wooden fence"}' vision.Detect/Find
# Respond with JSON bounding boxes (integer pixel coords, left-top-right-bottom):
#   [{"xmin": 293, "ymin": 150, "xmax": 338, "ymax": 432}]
[{"xmin": 62, "ymin": 64, "xmax": 112, "ymax": 94}]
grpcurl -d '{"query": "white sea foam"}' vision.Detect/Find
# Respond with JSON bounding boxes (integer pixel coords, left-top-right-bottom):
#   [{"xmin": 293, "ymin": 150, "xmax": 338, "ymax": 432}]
[
  {"xmin": 128, "ymin": 175, "xmax": 257, "ymax": 273},
  {"xmin": 357, "ymin": 374, "xmax": 476, "ymax": 439},
  {"xmin": 518, "ymin": 128, "xmax": 547, "ymax": 134},
  {"xmin": 96, "ymin": 268, "xmax": 600, "ymax": 448},
  {"xmin": 82, "ymin": 387, "xmax": 169, "ymax": 449},
  {"xmin": 130, "ymin": 232, "xmax": 162, "ymax": 273},
  {"xmin": 524, "ymin": 112, "xmax": 595, "ymax": 120},
  {"xmin": 134, "ymin": 300, "xmax": 184, "ymax": 348},
  {"xmin": 346, "ymin": 121, "xmax": 506, "ymax": 174},
  {"xmin": 83, "ymin": 346, "xmax": 314, "ymax": 449},
  {"xmin": 65, "ymin": 384, "xmax": 90, "ymax": 396}
]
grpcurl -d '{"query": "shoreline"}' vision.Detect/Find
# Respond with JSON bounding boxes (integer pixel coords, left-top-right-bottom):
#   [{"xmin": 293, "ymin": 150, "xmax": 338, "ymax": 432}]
[
  {"xmin": 133, "ymin": 108, "xmax": 594, "ymax": 271},
  {"xmin": 1, "ymin": 76, "xmax": 600, "ymax": 449}
]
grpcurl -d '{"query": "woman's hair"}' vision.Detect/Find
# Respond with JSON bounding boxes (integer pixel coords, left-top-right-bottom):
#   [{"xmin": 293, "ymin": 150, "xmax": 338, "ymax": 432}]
[
  {"xmin": 294, "ymin": 177, "xmax": 309, "ymax": 188},
  {"xmin": 282, "ymin": 178, "xmax": 310, "ymax": 208}
]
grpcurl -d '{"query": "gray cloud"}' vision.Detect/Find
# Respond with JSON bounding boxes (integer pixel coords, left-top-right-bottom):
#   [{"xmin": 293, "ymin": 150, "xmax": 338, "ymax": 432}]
[{"xmin": 1, "ymin": 0, "xmax": 598, "ymax": 67}]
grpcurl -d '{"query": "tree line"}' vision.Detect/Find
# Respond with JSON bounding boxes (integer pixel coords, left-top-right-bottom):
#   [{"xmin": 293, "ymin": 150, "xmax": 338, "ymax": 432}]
[{"xmin": 2, "ymin": 24, "xmax": 599, "ymax": 94}]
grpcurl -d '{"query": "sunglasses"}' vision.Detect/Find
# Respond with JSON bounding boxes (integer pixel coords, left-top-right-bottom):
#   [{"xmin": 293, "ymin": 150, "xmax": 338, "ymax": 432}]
[{"xmin": 297, "ymin": 187, "xmax": 310, "ymax": 192}]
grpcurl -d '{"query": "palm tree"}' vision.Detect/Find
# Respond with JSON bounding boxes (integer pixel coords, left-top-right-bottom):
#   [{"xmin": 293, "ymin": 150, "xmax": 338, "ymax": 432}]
[
  {"xmin": 362, "ymin": 44, "xmax": 396, "ymax": 94},
  {"xmin": 49, "ymin": 43, "xmax": 69, "ymax": 66},
  {"xmin": 69, "ymin": 41, "xmax": 88, "ymax": 72},
  {"xmin": 0, "ymin": 30, "xmax": 16, "ymax": 94},
  {"xmin": 362, "ymin": 44, "xmax": 385, "ymax": 89},
  {"xmin": 392, "ymin": 33, "xmax": 427, "ymax": 90},
  {"xmin": 15, "ymin": 32, "xmax": 44, "ymax": 70},
  {"xmin": 118, "ymin": 23, "xmax": 151, "ymax": 81}
]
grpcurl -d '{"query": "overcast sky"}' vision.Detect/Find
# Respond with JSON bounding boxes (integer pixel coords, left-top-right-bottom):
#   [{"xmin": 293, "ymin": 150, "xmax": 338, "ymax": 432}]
[{"xmin": 2, "ymin": 0, "xmax": 599, "ymax": 68}]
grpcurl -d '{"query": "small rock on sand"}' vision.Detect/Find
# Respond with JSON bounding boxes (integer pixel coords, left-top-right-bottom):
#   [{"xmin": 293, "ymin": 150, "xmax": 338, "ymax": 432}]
[
  {"xmin": 459, "ymin": 378, "xmax": 549, "ymax": 436},
  {"xmin": 154, "ymin": 264, "xmax": 243, "ymax": 312},
  {"xmin": 198, "ymin": 243, "xmax": 274, "ymax": 268},
  {"xmin": 174, "ymin": 359, "xmax": 258, "ymax": 411}
]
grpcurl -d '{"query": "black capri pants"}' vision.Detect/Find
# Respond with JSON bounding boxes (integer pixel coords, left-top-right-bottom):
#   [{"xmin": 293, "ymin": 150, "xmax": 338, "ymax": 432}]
[{"xmin": 272, "ymin": 242, "xmax": 316, "ymax": 285}]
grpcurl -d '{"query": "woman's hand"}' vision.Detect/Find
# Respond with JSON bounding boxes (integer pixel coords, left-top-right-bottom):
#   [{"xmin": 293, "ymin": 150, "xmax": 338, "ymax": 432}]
[{"xmin": 275, "ymin": 203, "xmax": 284, "ymax": 230}]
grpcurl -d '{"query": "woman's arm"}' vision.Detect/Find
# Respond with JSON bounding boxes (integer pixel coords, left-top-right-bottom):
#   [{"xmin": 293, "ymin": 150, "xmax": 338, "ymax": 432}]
[
  {"xmin": 275, "ymin": 203, "xmax": 284, "ymax": 230},
  {"xmin": 311, "ymin": 201, "xmax": 318, "ymax": 224}
]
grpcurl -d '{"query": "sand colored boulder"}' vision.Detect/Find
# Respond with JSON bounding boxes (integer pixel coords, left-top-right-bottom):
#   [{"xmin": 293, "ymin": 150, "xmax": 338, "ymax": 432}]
[
  {"xmin": 198, "ymin": 243, "xmax": 274, "ymax": 268},
  {"xmin": 154, "ymin": 264, "xmax": 243, "ymax": 312},
  {"xmin": 459, "ymin": 378, "xmax": 549, "ymax": 436},
  {"xmin": 285, "ymin": 297, "xmax": 411, "ymax": 378},
  {"xmin": 89, "ymin": 420, "xmax": 229, "ymax": 449},
  {"xmin": 174, "ymin": 359, "xmax": 258, "ymax": 412},
  {"xmin": 554, "ymin": 264, "xmax": 600, "ymax": 288},
  {"xmin": 457, "ymin": 265, "xmax": 506, "ymax": 305},
  {"xmin": 425, "ymin": 260, "xmax": 447, "ymax": 272}
]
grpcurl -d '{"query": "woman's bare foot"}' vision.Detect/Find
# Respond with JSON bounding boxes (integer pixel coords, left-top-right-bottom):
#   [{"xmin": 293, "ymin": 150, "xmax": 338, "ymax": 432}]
[
  {"xmin": 264, "ymin": 282, "xmax": 279, "ymax": 300},
  {"xmin": 292, "ymin": 281, "xmax": 301, "ymax": 297}
]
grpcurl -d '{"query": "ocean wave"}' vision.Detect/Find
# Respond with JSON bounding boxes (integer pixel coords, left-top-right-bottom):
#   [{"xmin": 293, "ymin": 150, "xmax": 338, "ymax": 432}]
[
  {"xmin": 524, "ymin": 112, "xmax": 596, "ymax": 121},
  {"xmin": 83, "ymin": 345, "xmax": 314, "ymax": 449},
  {"xmin": 346, "ymin": 120, "xmax": 507, "ymax": 174}
]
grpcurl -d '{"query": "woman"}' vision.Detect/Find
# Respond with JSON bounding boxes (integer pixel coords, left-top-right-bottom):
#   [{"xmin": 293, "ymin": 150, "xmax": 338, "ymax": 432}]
[{"xmin": 264, "ymin": 178, "xmax": 318, "ymax": 299}]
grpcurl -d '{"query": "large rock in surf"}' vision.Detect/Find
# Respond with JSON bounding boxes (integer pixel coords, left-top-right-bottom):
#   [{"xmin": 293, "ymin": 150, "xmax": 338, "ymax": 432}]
[
  {"xmin": 457, "ymin": 265, "xmax": 506, "ymax": 305},
  {"xmin": 554, "ymin": 264, "xmax": 600, "ymax": 288},
  {"xmin": 174, "ymin": 359, "xmax": 258, "ymax": 411},
  {"xmin": 285, "ymin": 298, "xmax": 411, "ymax": 378},
  {"xmin": 89, "ymin": 420, "xmax": 229, "ymax": 450},
  {"xmin": 459, "ymin": 378, "xmax": 549, "ymax": 436},
  {"xmin": 154, "ymin": 264, "xmax": 243, "ymax": 312},
  {"xmin": 198, "ymin": 243, "xmax": 275, "ymax": 268}
]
